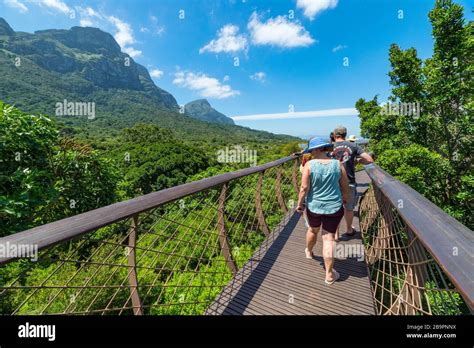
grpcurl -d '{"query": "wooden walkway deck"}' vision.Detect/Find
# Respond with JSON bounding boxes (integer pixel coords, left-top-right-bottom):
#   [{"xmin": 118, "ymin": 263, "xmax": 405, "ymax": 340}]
[{"xmin": 206, "ymin": 171, "xmax": 375, "ymax": 315}]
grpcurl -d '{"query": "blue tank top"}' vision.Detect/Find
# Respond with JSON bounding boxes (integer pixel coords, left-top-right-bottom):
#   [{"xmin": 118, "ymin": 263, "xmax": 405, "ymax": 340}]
[{"xmin": 306, "ymin": 159, "xmax": 343, "ymax": 214}]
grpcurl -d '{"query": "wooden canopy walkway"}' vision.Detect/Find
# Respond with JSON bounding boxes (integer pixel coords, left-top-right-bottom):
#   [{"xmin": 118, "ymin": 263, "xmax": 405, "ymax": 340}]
[
  {"xmin": 206, "ymin": 171, "xmax": 375, "ymax": 315},
  {"xmin": 0, "ymin": 155, "xmax": 472, "ymax": 315}
]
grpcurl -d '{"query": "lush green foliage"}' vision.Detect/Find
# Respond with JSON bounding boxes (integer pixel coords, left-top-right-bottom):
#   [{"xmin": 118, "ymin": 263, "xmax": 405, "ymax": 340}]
[
  {"xmin": 0, "ymin": 16, "xmax": 302, "ymax": 316},
  {"xmin": 0, "ymin": 93, "xmax": 301, "ymax": 314},
  {"xmin": 357, "ymin": 1, "xmax": 472, "ymax": 315},
  {"xmin": 0, "ymin": 163, "xmax": 295, "ymax": 315},
  {"xmin": 376, "ymin": 144, "xmax": 452, "ymax": 207},
  {"xmin": 356, "ymin": 0, "xmax": 473, "ymax": 229},
  {"xmin": 110, "ymin": 124, "xmax": 213, "ymax": 196},
  {"xmin": 0, "ymin": 102, "xmax": 119, "ymax": 235}
]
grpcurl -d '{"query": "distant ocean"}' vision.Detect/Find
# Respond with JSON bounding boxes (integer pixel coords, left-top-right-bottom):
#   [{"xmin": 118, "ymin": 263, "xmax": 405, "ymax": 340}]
[
  {"xmin": 298, "ymin": 135, "xmax": 328, "ymax": 140},
  {"xmin": 298, "ymin": 135, "xmax": 369, "ymax": 144}
]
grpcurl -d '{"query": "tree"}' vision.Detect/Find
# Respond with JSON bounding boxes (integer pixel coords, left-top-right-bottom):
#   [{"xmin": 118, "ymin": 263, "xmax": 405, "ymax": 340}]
[
  {"xmin": 424, "ymin": 0, "xmax": 473, "ymax": 174},
  {"xmin": 111, "ymin": 123, "xmax": 213, "ymax": 196},
  {"xmin": 0, "ymin": 102, "xmax": 119, "ymax": 236},
  {"xmin": 356, "ymin": 0, "xmax": 473, "ymax": 228}
]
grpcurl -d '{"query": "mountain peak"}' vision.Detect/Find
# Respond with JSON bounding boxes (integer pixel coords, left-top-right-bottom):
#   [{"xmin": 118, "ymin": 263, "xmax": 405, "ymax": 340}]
[
  {"xmin": 194, "ymin": 99, "xmax": 211, "ymax": 105},
  {"xmin": 35, "ymin": 26, "xmax": 121, "ymax": 55},
  {"xmin": 0, "ymin": 18, "xmax": 14, "ymax": 36},
  {"xmin": 185, "ymin": 99, "xmax": 234, "ymax": 125},
  {"xmin": 0, "ymin": 20, "xmax": 178, "ymax": 110}
]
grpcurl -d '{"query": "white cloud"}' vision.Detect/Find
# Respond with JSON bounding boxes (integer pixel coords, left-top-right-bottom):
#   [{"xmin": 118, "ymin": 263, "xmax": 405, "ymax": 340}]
[
  {"xmin": 173, "ymin": 71, "xmax": 240, "ymax": 99},
  {"xmin": 3, "ymin": 0, "xmax": 28, "ymax": 13},
  {"xmin": 232, "ymin": 108, "xmax": 357, "ymax": 121},
  {"xmin": 140, "ymin": 15, "xmax": 165, "ymax": 37},
  {"xmin": 143, "ymin": 25, "xmax": 164, "ymax": 36},
  {"xmin": 250, "ymin": 71, "xmax": 266, "ymax": 83},
  {"xmin": 79, "ymin": 18, "xmax": 93, "ymax": 27},
  {"xmin": 223, "ymin": 75, "xmax": 230, "ymax": 82},
  {"xmin": 123, "ymin": 46, "xmax": 142, "ymax": 58},
  {"xmin": 154, "ymin": 26, "xmax": 165, "ymax": 36},
  {"xmin": 247, "ymin": 12, "xmax": 315, "ymax": 48},
  {"xmin": 150, "ymin": 69, "xmax": 164, "ymax": 79},
  {"xmin": 83, "ymin": 6, "xmax": 100, "ymax": 18},
  {"xmin": 200, "ymin": 24, "xmax": 248, "ymax": 54},
  {"xmin": 76, "ymin": 6, "xmax": 103, "ymax": 27},
  {"xmin": 33, "ymin": 0, "xmax": 71, "ymax": 15},
  {"xmin": 107, "ymin": 16, "xmax": 142, "ymax": 58},
  {"xmin": 296, "ymin": 0, "xmax": 338, "ymax": 20},
  {"xmin": 108, "ymin": 16, "xmax": 134, "ymax": 47},
  {"xmin": 332, "ymin": 44, "xmax": 347, "ymax": 52}
]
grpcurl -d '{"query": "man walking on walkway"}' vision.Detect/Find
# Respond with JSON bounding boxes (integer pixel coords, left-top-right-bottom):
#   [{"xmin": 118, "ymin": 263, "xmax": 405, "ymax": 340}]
[{"xmin": 331, "ymin": 126, "xmax": 373, "ymax": 240}]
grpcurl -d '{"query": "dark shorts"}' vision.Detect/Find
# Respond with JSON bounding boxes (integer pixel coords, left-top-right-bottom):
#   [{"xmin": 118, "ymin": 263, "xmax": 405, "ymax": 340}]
[{"xmin": 305, "ymin": 206, "xmax": 344, "ymax": 233}]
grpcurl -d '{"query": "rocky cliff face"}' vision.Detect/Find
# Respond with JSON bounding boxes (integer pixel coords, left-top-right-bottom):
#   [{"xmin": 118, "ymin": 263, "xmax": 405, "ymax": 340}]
[
  {"xmin": 0, "ymin": 18, "xmax": 14, "ymax": 35},
  {"xmin": 0, "ymin": 18, "xmax": 177, "ymax": 109},
  {"xmin": 0, "ymin": 18, "xmax": 297, "ymax": 144},
  {"xmin": 184, "ymin": 99, "xmax": 235, "ymax": 125}
]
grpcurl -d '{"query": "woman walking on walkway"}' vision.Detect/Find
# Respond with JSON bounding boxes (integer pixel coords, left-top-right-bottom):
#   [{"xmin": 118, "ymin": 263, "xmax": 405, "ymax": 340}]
[{"xmin": 296, "ymin": 137, "xmax": 349, "ymax": 285}]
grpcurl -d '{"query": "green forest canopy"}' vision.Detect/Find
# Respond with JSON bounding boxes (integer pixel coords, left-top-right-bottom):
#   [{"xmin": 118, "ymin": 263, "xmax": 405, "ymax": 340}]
[
  {"xmin": 356, "ymin": 0, "xmax": 473, "ymax": 229},
  {"xmin": 0, "ymin": 101, "xmax": 301, "ymax": 236}
]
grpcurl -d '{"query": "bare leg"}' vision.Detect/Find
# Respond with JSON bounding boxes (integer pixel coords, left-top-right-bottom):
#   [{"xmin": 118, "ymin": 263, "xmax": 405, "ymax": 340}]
[
  {"xmin": 305, "ymin": 226, "xmax": 319, "ymax": 258},
  {"xmin": 322, "ymin": 231, "xmax": 336, "ymax": 281},
  {"xmin": 335, "ymin": 204, "xmax": 345, "ymax": 241},
  {"xmin": 344, "ymin": 210, "xmax": 354, "ymax": 234}
]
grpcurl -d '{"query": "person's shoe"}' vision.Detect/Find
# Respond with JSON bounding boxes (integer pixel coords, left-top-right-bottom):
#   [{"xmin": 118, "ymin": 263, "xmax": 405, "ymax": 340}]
[
  {"xmin": 305, "ymin": 248, "xmax": 314, "ymax": 259},
  {"xmin": 325, "ymin": 270, "xmax": 340, "ymax": 285},
  {"xmin": 345, "ymin": 227, "xmax": 356, "ymax": 237}
]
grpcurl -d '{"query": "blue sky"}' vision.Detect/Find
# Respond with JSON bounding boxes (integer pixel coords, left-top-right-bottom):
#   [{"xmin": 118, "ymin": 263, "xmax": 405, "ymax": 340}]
[{"xmin": 1, "ymin": 0, "xmax": 472, "ymax": 137}]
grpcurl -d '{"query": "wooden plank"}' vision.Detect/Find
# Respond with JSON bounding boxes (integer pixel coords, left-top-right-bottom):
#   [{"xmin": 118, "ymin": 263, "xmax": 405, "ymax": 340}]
[
  {"xmin": 245, "ymin": 256, "xmax": 373, "ymax": 290},
  {"xmin": 233, "ymin": 266, "xmax": 376, "ymax": 309},
  {"xmin": 207, "ymin": 171, "xmax": 376, "ymax": 315},
  {"xmin": 210, "ymin": 272, "xmax": 342, "ymax": 315},
  {"xmin": 224, "ymin": 273, "xmax": 375, "ymax": 314},
  {"xmin": 242, "ymin": 267, "xmax": 376, "ymax": 304},
  {"xmin": 211, "ymin": 270, "xmax": 373, "ymax": 315}
]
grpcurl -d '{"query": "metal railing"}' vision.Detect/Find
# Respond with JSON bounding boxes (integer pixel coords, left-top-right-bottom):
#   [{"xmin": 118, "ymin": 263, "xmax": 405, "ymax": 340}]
[
  {"xmin": 0, "ymin": 155, "xmax": 300, "ymax": 315},
  {"xmin": 359, "ymin": 164, "xmax": 473, "ymax": 315},
  {"xmin": 0, "ymin": 157, "xmax": 472, "ymax": 315}
]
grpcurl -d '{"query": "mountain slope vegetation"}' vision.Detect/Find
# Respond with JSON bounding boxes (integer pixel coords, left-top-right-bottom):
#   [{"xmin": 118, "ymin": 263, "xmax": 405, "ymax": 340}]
[{"xmin": 0, "ymin": 18, "xmax": 295, "ymax": 144}]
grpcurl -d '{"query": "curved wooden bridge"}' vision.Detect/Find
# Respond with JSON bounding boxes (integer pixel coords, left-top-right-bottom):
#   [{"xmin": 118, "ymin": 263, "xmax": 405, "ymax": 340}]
[
  {"xmin": 0, "ymin": 155, "xmax": 472, "ymax": 315},
  {"xmin": 206, "ymin": 171, "xmax": 374, "ymax": 315}
]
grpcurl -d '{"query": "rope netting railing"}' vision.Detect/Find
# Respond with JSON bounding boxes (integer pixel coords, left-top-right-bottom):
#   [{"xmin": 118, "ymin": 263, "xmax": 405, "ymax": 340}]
[
  {"xmin": 0, "ymin": 155, "xmax": 300, "ymax": 315},
  {"xmin": 359, "ymin": 164, "xmax": 473, "ymax": 315}
]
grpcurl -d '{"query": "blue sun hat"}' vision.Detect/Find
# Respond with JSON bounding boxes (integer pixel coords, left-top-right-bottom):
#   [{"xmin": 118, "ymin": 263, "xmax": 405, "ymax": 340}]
[{"xmin": 303, "ymin": 136, "xmax": 334, "ymax": 153}]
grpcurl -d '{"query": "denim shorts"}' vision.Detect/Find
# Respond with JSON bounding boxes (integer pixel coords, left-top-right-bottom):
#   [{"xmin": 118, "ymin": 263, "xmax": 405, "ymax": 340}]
[{"xmin": 344, "ymin": 184, "xmax": 358, "ymax": 211}]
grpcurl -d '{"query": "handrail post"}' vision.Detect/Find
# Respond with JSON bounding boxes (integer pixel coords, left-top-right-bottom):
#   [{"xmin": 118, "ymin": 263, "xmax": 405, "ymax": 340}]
[
  {"xmin": 256, "ymin": 171, "xmax": 270, "ymax": 236},
  {"xmin": 127, "ymin": 214, "xmax": 143, "ymax": 315},
  {"xmin": 218, "ymin": 184, "xmax": 238, "ymax": 275},
  {"xmin": 292, "ymin": 158, "xmax": 299, "ymax": 195},
  {"xmin": 276, "ymin": 167, "xmax": 288, "ymax": 214}
]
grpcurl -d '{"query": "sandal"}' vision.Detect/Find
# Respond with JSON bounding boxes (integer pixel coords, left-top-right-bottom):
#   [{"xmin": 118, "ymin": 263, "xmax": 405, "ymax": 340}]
[
  {"xmin": 305, "ymin": 248, "xmax": 315, "ymax": 259},
  {"xmin": 345, "ymin": 227, "xmax": 356, "ymax": 237},
  {"xmin": 325, "ymin": 270, "xmax": 340, "ymax": 285}
]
